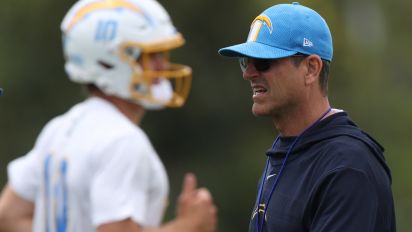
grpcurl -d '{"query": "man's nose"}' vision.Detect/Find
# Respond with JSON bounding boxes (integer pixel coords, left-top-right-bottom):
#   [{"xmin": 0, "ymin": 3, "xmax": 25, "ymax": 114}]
[{"xmin": 242, "ymin": 62, "xmax": 258, "ymax": 81}]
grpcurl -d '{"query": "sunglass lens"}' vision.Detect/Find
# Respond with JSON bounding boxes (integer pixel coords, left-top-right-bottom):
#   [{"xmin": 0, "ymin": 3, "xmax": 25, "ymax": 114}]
[
  {"xmin": 239, "ymin": 58, "xmax": 272, "ymax": 72},
  {"xmin": 239, "ymin": 57, "xmax": 248, "ymax": 72},
  {"xmin": 254, "ymin": 59, "xmax": 271, "ymax": 72}
]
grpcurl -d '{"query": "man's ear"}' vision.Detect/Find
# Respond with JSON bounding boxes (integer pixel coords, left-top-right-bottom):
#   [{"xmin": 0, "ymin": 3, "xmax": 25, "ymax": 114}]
[{"xmin": 304, "ymin": 55, "xmax": 323, "ymax": 86}]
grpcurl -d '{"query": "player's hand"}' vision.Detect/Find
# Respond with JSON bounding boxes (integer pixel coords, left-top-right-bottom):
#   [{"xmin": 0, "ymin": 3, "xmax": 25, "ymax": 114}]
[{"xmin": 176, "ymin": 173, "xmax": 217, "ymax": 232}]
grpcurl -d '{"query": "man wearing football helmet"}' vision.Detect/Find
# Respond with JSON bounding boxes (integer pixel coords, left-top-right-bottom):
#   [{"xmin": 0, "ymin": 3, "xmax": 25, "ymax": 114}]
[{"xmin": 0, "ymin": 0, "xmax": 217, "ymax": 232}]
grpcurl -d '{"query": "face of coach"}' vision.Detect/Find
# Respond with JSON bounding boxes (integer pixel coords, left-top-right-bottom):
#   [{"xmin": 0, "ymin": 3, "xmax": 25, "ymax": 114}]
[{"xmin": 219, "ymin": 2, "xmax": 332, "ymax": 136}]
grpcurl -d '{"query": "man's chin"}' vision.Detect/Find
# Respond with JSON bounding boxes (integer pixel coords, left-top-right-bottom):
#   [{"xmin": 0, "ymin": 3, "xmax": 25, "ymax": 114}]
[{"xmin": 252, "ymin": 104, "xmax": 270, "ymax": 117}]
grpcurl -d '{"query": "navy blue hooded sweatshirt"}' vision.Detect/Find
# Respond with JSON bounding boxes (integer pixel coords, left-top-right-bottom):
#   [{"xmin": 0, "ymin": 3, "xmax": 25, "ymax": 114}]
[{"xmin": 249, "ymin": 112, "xmax": 396, "ymax": 232}]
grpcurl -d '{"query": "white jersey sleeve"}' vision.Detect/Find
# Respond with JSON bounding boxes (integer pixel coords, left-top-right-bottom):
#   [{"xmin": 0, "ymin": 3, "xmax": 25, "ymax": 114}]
[
  {"xmin": 8, "ymin": 118, "xmax": 61, "ymax": 202},
  {"xmin": 8, "ymin": 149, "xmax": 40, "ymax": 201}
]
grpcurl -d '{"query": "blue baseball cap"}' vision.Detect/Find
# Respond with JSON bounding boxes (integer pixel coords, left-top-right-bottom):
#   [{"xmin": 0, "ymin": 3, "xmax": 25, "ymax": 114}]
[{"xmin": 218, "ymin": 2, "xmax": 333, "ymax": 61}]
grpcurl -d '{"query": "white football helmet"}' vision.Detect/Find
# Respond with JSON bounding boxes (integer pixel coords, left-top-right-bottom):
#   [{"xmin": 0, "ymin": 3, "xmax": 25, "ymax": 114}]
[{"xmin": 61, "ymin": 0, "xmax": 192, "ymax": 109}]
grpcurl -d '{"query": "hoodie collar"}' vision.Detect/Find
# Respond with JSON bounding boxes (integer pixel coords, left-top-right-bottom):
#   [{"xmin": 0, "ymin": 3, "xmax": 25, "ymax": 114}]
[{"xmin": 265, "ymin": 111, "xmax": 382, "ymax": 158}]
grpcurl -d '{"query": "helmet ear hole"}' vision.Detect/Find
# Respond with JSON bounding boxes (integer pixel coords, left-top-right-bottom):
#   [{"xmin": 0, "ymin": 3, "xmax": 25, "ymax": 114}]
[{"xmin": 97, "ymin": 60, "xmax": 114, "ymax": 70}]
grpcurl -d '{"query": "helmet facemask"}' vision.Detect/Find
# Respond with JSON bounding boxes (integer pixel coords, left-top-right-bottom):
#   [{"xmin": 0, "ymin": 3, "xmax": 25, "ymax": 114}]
[{"xmin": 119, "ymin": 38, "xmax": 192, "ymax": 109}]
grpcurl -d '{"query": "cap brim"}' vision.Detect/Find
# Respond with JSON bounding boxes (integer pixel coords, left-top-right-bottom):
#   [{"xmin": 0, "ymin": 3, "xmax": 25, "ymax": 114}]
[{"xmin": 218, "ymin": 42, "xmax": 297, "ymax": 59}]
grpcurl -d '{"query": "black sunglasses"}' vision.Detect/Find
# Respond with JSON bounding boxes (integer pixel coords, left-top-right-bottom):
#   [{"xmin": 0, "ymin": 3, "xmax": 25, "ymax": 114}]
[{"xmin": 239, "ymin": 54, "xmax": 307, "ymax": 72}]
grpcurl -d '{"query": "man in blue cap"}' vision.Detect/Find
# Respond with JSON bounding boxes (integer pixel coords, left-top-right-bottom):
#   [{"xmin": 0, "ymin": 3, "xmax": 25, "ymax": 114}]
[{"xmin": 219, "ymin": 2, "xmax": 395, "ymax": 232}]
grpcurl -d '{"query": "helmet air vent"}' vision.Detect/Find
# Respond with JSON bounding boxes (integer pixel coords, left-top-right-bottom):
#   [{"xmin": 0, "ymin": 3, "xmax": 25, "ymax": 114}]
[{"xmin": 97, "ymin": 60, "xmax": 114, "ymax": 70}]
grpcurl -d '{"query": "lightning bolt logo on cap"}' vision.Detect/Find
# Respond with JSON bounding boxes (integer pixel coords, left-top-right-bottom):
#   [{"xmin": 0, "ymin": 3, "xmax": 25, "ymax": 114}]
[{"xmin": 247, "ymin": 14, "xmax": 272, "ymax": 42}]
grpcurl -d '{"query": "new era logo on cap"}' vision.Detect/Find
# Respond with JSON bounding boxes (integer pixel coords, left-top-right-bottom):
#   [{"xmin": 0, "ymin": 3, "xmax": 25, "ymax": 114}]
[{"xmin": 303, "ymin": 38, "xmax": 313, "ymax": 47}]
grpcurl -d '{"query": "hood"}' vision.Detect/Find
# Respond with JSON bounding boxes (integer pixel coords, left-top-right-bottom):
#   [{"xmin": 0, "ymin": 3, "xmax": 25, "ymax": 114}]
[{"xmin": 266, "ymin": 112, "xmax": 391, "ymax": 181}]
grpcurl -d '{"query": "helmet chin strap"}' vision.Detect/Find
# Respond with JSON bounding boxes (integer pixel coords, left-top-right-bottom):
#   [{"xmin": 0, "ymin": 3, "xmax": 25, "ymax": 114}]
[{"xmin": 140, "ymin": 78, "xmax": 173, "ymax": 110}]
